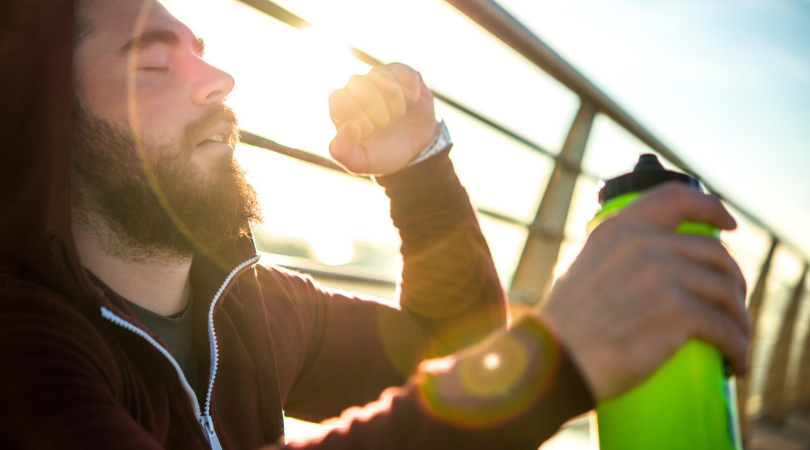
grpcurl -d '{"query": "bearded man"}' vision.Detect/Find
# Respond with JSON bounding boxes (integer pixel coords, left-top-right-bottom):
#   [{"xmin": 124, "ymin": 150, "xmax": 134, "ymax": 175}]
[{"xmin": 0, "ymin": 0, "xmax": 750, "ymax": 449}]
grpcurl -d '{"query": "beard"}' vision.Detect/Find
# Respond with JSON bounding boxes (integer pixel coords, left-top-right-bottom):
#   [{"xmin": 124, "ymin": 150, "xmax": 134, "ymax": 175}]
[{"xmin": 70, "ymin": 96, "xmax": 262, "ymax": 263}]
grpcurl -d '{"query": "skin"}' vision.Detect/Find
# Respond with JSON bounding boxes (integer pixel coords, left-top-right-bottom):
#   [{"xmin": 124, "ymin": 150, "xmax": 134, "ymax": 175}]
[
  {"xmin": 73, "ymin": 0, "xmax": 749, "ymax": 408},
  {"xmin": 71, "ymin": 0, "xmax": 437, "ymax": 315},
  {"xmin": 539, "ymin": 183, "xmax": 750, "ymax": 401}
]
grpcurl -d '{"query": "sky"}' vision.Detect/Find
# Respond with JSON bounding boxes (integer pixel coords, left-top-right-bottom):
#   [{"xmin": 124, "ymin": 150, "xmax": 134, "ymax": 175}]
[
  {"xmin": 167, "ymin": 0, "xmax": 809, "ymax": 276},
  {"xmin": 497, "ymin": 0, "xmax": 810, "ymax": 256},
  {"xmin": 164, "ymin": 0, "xmax": 808, "ymax": 442}
]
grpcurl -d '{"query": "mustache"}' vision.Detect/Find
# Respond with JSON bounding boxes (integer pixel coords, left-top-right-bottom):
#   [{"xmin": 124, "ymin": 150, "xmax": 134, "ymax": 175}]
[{"xmin": 180, "ymin": 105, "xmax": 240, "ymax": 152}]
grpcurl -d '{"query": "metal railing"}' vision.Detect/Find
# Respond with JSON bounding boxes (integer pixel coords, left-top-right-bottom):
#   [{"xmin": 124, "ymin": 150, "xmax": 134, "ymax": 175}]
[{"xmin": 233, "ymin": 0, "xmax": 810, "ymax": 440}]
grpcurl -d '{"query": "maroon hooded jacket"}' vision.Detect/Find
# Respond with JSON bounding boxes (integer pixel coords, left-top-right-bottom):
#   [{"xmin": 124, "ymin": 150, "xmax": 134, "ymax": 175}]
[{"xmin": 0, "ymin": 1, "xmax": 593, "ymax": 449}]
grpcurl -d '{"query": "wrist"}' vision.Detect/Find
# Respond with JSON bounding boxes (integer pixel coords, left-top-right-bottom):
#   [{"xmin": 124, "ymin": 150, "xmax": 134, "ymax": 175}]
[
  {"xmin": 530, "ymin": 309, "xmax": 601, "ymax": 402},
  {"xmin": 408, "ymin": 120, "xmax": 451, "ymax": 167}
]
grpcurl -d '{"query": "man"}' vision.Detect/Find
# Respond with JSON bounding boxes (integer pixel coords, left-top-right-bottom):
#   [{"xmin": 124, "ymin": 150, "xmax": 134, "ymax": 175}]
[{"xmin": 0, "ymin": 0, "xmax": 749, "ymax": 449}]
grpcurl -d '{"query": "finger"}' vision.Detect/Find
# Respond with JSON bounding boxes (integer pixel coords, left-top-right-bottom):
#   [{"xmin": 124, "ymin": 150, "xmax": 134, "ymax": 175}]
[
  {"xmin": 685, "ymin": 297, "xmax": 749, "ymax": 375},
  {"xmin": 329, "ymin": 121, "xmax": 367, "ymax": 173},
  {"xmin": 386, "ymin": 62, "xmax": 421, "ymax": 105},
  {"xmin": 328, "ymin": 88, "xmax": 375, "ymax": 138},
  {"xmin": 347, "ymin": 74, "xmax": 392, "ymax": 129},
  {"xmin": 368, "ymin": 67, "xmax": 407, "ymax": 120},
  {"xmin": 656, "ymin": 233, "xmax": 747, "ymax": 300},
  {"xmin": 618, "ymin": 183, "xmax": 737, "ymax": 232},
  {"xmin": 672, "ymin": 259, "xmax": 750, "ymax": 338}
]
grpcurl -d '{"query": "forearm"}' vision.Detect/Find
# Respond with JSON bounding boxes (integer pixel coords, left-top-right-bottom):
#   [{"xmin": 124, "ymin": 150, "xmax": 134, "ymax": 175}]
[
  {"xmin": 279, "ymin": 314, "xmax": 593, "ymax": 450},
  {"xmin": 375, "ymin": 146, "xmax": 508, "ymax": 357}
]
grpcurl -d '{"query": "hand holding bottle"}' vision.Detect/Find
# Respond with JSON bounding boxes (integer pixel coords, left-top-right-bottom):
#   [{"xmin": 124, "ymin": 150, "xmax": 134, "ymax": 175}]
[{"xmin": 539, "ymin": 182, "xmax": 749, "ymax": 402}]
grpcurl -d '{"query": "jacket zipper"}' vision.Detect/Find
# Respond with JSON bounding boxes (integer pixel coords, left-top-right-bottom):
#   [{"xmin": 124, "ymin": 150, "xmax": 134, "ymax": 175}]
[{"xmin": 101, "ymin": 255, "xmax": 261, "ymax": 450}]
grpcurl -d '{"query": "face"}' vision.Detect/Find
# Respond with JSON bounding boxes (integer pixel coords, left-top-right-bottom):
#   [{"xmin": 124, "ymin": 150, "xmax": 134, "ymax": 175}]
[{"xmin": 72, "ymin": 0, "xmax": 262, "ymax": 260}]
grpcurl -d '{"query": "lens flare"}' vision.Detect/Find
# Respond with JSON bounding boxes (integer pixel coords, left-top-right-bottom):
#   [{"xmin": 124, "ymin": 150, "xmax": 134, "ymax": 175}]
[
  {"xmin": 124, "ymin": 0, "xmax": 250, "ymax": 271},
  {"xmin": 414, "ymin": 315, "xmax": 560, "ymax": 429},
  {"xmin": 483, "ymin": 353, "xmax": 500, "ymax": 370}
]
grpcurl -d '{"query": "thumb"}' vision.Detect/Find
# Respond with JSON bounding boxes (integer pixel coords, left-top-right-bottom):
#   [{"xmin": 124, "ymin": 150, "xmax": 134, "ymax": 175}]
[{"xmin": 329, "ymin": 121, "xmax": 367, "ymax": 173}]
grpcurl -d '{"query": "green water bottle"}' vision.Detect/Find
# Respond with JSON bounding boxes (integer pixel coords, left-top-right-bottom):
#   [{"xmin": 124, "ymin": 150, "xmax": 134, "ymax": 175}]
[{"xmin": 591, "ymin": 154, "xmax": 742, "ymax": 450}]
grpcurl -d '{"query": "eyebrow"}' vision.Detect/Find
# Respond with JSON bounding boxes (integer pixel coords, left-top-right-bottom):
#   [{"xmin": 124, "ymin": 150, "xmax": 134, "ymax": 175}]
[{"xmin": 117, "ymin": 29, "xmax": 205, "ymax": 57}]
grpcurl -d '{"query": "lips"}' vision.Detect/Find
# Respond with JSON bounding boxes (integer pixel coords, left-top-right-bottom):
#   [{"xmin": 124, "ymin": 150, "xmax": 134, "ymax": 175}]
[
  {"xmin": 195, "ymin": 122, "xmax": 235, "ymax": 148},
  {"xmin": 197, "ymin": 133, "xmax": 227, "ymax": 147}
]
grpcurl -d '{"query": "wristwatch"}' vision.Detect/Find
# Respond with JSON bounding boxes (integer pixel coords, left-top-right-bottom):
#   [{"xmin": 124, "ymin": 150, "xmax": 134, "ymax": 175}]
[{"xmin": 408, "ymin": 120, "xmax": 452, "ymax": 167}]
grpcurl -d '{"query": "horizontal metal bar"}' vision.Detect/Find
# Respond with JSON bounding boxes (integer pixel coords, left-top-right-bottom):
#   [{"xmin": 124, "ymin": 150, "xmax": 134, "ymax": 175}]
[
  {"xmin": 445, "ymin": 0, "xmax": 807, "ymax": 261},
  {"xmin": 259, "ymin": 252, "xmax": 397, "ymax": 286},
  {"xmin": 237, "ymin": 0, "xmax": 310, "ymax": 27},
  {"xmin": 474, "ymin": 207, "xmax": 529, "ymax": 227},
  {"xmin": 235, "ymin": 0, "xmax": 805, "ymax": 262},
  {"xmin": 347, "ymin": 47, "xmax": 558, "ymax": 161},
  {"xmin": 446, "ymin": 0, "xmax": 696, "ymax": 172},
  {"xmin": 236, "ymin": 0, "xmax": 559, "ymax": 163},
  {"xmin": 239, "ymin": 130, "xmax": 529, "ymax": 228},
  {"xmin": 239, "ymin": 131, "xmax": 370, "ymax": 179}
]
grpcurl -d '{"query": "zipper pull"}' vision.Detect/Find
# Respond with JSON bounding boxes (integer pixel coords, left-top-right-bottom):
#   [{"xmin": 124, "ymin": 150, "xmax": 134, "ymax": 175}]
[{"xmin": 201, "ymin": 415, "xmax": 224, "ymax": 450}]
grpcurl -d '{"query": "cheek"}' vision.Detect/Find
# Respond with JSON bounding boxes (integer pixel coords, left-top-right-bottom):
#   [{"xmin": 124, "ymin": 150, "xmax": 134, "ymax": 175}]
[
  {"xmin": 135, "ymin": 105, "xmax": 192, "ymax": 151},
  {"xmin": 86, "ymin": 77, "xmax": 189, "ymax": 146},
  {"xmin": 129, "ymin": 77, "xmax": 196, "ymax": 146},
  {"xmin": 76, "ymin": 59, "xmax": 130, "ymax": 124},
  {"xmin": 74, "ymin": 51, "xmax": 194, "ymax": 152}
]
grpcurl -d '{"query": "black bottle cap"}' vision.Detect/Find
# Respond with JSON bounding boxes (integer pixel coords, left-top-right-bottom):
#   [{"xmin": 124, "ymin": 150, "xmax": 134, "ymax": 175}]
[{"xmin": 598, "ymin": 154, "xmax": 701, "ymax": 205}]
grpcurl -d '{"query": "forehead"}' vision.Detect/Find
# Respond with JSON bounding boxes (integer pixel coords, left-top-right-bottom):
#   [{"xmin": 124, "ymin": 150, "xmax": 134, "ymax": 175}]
[{"xmin": 83, "ymin": 0, "xmax": 195, "ymax": 48}]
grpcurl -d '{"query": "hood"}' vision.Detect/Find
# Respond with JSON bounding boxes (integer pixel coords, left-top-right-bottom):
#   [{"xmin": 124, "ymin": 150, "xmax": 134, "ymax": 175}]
[
  {"xmin": 0, "ymin": 0, "xmax": 87, "ymax": 300},
  {"xmin": 0, "ymin": 0, "xmax": 256, "ymax": 312}
]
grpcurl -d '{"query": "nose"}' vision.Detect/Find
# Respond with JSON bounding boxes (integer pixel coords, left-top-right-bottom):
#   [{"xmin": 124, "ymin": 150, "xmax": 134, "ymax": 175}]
[{"xmin": 191, "ymin": 60, "xmax": 235, "ymax": 105}]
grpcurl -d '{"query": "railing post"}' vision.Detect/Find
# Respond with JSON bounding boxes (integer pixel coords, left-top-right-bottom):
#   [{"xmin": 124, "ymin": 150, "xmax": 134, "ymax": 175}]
[
  {"xmin": 796, "ymin": 294, "xmax": 810, "ymax": 411},
  {"xmin": 760, "ymin": 262, "xmax": 809, "ymax": 425},
  {"xmin": 509, "ymin": 102, "xmax": 595, "ymax": 304},
  {"xmin": 736, "ymin": 237, "xmax": 778, "ymax": 440}
]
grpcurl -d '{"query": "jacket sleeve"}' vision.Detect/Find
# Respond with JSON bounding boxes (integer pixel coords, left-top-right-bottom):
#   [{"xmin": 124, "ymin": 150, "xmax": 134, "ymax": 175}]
[
  {"xmin": 277, "ymin": 314, "xmax": 594, "ymax": 450},
  {"xmin": 0, "ymin": 291, "xmax": 166, "ymax": 449},
  {"xmin": 281, "ymin": 147, "xmax": 509, "ymax": 421}
]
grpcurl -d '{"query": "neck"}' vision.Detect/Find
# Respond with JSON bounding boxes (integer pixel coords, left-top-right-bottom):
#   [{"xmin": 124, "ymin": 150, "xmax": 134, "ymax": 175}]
[{"xmin": 72, "ymin": 218, "xmax": 193, "ymax": 316}]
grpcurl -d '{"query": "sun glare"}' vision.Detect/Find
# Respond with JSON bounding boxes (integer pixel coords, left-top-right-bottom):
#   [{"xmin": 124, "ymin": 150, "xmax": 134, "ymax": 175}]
[
  {"xmin": 310, "ymin": 232, "xmax": 355, "ymax": 266},
  {"xmin": 483, "ymin": 352, "xmax": 501, "ymax": 370}
]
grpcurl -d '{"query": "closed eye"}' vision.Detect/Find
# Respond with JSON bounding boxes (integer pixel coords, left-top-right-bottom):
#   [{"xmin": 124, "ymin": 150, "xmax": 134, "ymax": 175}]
[{"xmin": 140, "ymin": 67, "xmax": 169, "ymax": 73}]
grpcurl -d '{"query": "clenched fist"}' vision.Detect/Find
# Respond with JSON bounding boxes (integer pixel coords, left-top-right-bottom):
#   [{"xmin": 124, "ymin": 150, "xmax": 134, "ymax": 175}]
[{"xmin": 328, "ymin": 63, "xmax": 438, "ymax": 176}]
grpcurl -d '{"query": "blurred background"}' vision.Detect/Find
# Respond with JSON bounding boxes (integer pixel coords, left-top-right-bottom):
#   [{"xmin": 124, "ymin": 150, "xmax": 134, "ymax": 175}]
[{"xmin": 167, "ymin": 0, "xmax": 810, "ymax": 448}]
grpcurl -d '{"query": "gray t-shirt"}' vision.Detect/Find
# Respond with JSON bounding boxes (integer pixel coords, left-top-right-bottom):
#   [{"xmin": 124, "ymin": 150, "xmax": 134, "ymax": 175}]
[{"xmin": 126, "ymin": 295, "xmax": 198, "ymax": 394}]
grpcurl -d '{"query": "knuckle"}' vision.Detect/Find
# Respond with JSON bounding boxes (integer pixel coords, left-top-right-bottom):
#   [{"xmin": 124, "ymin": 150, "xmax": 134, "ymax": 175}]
[
  {"xmin": 655, "ymin": 183, "xmax": 693, "ymax": 207},
  {"xmin": 722, "ymin": 317, "xmax": 736, "ymax": 338},
  {"xmin": 719, "ymin": 277, "xmax": 739, "ymax": 302},
  {"xmin": 348, "ymin": 74, "xmax": 364, "ymax": 86},
  {"xmin": 739, "ymin": 275, "xmax": 748, "ymax": 300},
  {"xmin": 371, "ymin": 73, "xmax": 396, "ymax": 93},
  {"xmin": 387, "ymin": 62, "xmax": 411, "ymax": 79},
  {"xmin": 328, "ymin": 89, "xmax": 343, "ymax": 107},
  {"xmin": 660, "ymin": 182, "xmax": 690, "ymax": 197},
  {"xmin": 386, "ymin": 61, "xmax": 408, "ymax": 71},
  {"xmin": 711, "ymin": 240, "xmax": 732, "ymax": 262},
  {"xmin": 716, "ymin": 321, "xmax": 738, "ymax": 353},
  {"xmin": 370, "ymin": 65, "xmax": 387, "ymax": 75},
  {"xmin": 371, "ymin": 66, "xmax": 396, "ymax": 83}
]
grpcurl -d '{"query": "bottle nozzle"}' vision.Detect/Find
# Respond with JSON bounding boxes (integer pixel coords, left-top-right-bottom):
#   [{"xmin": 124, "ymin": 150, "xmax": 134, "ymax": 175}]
[{"xmin": 633, "ymin": 154, "xmax": 664, "ymax": 172}]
